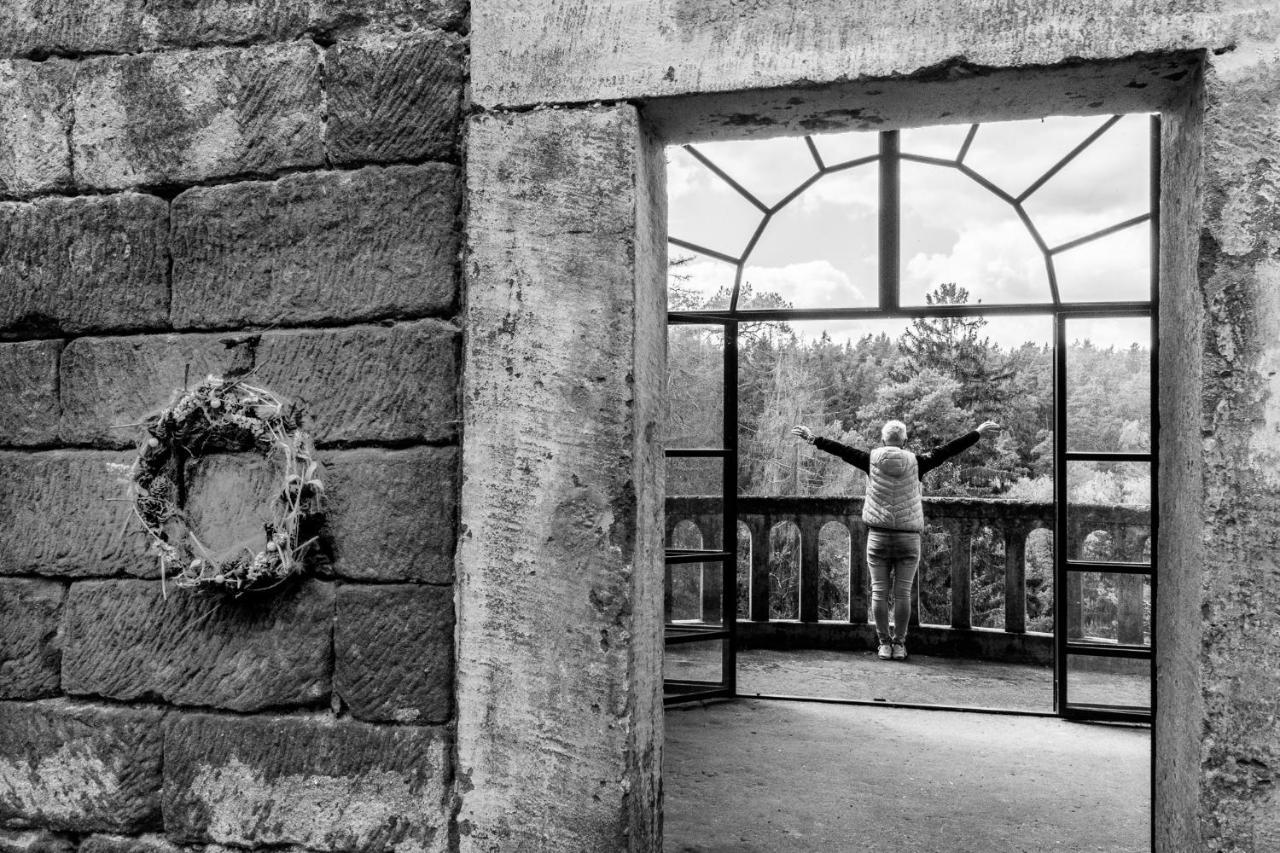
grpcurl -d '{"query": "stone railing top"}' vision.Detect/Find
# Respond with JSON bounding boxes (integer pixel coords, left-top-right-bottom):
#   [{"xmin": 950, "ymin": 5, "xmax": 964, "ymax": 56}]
[{"xmin": 667, "ymin": 494, "xmax": 1150, "ymax": 525}]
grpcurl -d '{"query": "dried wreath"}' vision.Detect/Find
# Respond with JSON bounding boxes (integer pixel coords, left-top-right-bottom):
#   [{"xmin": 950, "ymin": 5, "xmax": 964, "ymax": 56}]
[{"xmin": 129, "ymin": 375, "xmax": 323, "ymax": 596}]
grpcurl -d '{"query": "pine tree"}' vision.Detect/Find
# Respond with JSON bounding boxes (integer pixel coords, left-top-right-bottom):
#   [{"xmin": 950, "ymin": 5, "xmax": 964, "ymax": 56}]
[{"xmin": 893, "ymin": 283, "xmax": 1007, "ymax": 413}]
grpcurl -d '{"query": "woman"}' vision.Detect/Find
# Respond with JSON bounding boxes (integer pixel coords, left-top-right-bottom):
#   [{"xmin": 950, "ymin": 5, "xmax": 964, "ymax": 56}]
[{"xmin": 790, "ymin": 419, "xmax": 1002, "ymax": 661}]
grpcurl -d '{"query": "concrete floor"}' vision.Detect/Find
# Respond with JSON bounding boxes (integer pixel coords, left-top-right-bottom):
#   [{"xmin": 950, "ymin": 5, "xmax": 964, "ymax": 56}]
[{"xmin": 663, "ymin": 698, "xmax": 1150, "ymax": 853}]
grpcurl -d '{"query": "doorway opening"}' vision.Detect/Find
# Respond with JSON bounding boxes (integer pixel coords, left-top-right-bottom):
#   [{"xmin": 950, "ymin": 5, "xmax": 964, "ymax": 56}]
[{"xmin": 661, "ymin": 113, "xmax": 1159, "ymax": 722}]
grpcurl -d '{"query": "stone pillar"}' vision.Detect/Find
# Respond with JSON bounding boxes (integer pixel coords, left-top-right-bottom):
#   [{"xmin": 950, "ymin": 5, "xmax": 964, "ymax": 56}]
[
  {"xmin": 949, "ymin": 519, "xmax": 972, "ymax": 631},
  {"xmin": 459, "ymin": 105, "xmax": 664, "ymax": 851},
  {"xmin": 1003, "ymin": 526, "xmax": 1027, "ymax": 634},
  {"xmin": 749, "ymin": 515, "xmax": 771, "ymax": 621},
  {"xmin": 797, "ymin": 517, "xmax": 820, "ymax": 622}
]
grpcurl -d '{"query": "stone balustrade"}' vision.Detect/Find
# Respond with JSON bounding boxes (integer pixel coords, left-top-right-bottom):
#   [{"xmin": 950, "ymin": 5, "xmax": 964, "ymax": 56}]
[{"xmin": 665, "ymin": 496, "xmax": 1151, "ymax": 663}]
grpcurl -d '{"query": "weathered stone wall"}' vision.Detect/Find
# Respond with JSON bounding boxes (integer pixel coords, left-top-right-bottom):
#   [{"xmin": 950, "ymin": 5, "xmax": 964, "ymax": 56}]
[{"xmin": 0, "ymin": 2, "xmax": 465, "ymax": 850}]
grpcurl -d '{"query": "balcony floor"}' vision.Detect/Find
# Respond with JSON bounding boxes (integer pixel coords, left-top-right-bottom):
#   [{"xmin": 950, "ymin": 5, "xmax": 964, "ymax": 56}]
[
  {"xmin": 666, "ymin": 646, "xmax": 1149, "ymax": 712},
  {"xmin": 664, "ymin": 697, "xmax": 1150, "ymax": 852}
]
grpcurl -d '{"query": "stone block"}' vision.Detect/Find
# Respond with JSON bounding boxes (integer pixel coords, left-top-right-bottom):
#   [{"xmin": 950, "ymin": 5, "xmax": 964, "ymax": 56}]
[
  {"xmin": 0, "ymin": 829, "xmax": 74, "ymax": 853},
  {"xmin": 0, "ymin": 193, "xmax": 169, "ymax": 336},
  {"xmin": 171, "ymin": 164, "xmax": 460, "ymax": 329},
  {"xmin": 0, "ymin": 341, "xmax": 59, "ymax": 445},
  {"xmin": 325, "ymin": 29, "xmax": 463, "ymax": 165},
  {"xmin": 0, "ymin": 578, "xmax": 63, "ymax": 699},
  {"xmin": 324, "ymin": 447, "xmax": 457, "ymax": 583},
  {"xmin": 78, "ymin": 834, "xmax": 180, "ymax": 853},
  {"xmin": 164, "ymin": 713, "xmax": 450, "ymax": 852},
  {"xmin": 335, "ymin": 584, "xmax": 453, "ymax": 724},
  {"xmin": 0, "ymin": 451, "xmax": 150, "ymax": 578},
  {"xmin": 0, "ymin": 699, "xmax": 163, "ymax": 832},
  {"xmin": 254, "ymin": 321, "xmax": 459, "ymax": 444},
  {"xmin": 0, "ymin": 1, "xmax": 467, "ymax": 58},
  {"xmin": 0, "ymin": 59, "xmax": 71, "ymax": 196},
  {"xmin": 62, "ymin": 579, "xmax": 333, "ymax": 712},
  {"xmin": 58, "ymin": 332, "xmax": 254, "ymax": 448},
  {"xmin": 316, "ymin": 0, "xmax": 469, "ymax": 35},
  {"xmin": 72, "ymin": 43, "xmax": 323, "ymax": 190},
  {"xmin": 182, "ymin": 454, "xmax": 281, "ymax": 561}
]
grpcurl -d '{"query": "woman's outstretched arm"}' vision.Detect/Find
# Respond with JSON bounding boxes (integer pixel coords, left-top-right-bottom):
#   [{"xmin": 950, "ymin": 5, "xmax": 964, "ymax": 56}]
[
  {"xmin": 792, "ymin": 425, "xmax": 871, "ymax": 473},
  {"xmin": 917, "ymin": 421, "xmax": 1002, "ymax": 475}
]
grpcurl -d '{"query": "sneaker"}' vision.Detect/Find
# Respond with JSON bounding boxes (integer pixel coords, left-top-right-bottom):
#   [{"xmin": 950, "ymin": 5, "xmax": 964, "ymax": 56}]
[
  {"xmin": 891, "ymin": 642, "xmax": 908, "ymax": 661},
  {"xmin": 877, "ymin": 643, "xmax": 892, "ymax": 660}
]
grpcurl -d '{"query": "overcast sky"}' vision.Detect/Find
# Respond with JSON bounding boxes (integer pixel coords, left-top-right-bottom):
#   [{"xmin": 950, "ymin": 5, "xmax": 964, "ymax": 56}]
[{"xmin": 667, "ymin": 113, "xmax": 1153, "ymax": 351}]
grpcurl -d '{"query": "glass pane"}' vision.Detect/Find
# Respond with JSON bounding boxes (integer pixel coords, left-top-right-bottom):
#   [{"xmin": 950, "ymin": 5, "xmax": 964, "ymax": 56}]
[
  {"xmin": 1053, "ymin": 223, "xmax": 1151, "ymax": 303},
  {"xmin": 735, "ymin": 316, "xmax": 1053, "ymax": 499},
  {"xmin": 809, "ymin": 128, "xmax": 879, "ymax": 167},
  {"xmin": 666, "ymin": 458, "xmax": 724, "ymax": 550},
  {"xmin": 1067, "ymin": 461, "xmax": 1151, "ymax": 561},
  {"xmin": 1065, "ymin": 317, "xmax": 1151, "ymax": 453},
  {"xmin": 667, "ymin": 145, "xmax": 765, "ymax": 259},
  {"xmin": 665, "ymin": 324, "xmax": 724, "ymax": 448},
  {"xmin": 664, "ymin": 638, "xmax": 724, "ymax": 684},
  {"xmin": 1067, "ymin": 571, "xmax": 1151, "ymax": 646},
  {"xmin": 1023, "ymin": 113, "xmax": 1151, "ymax": 249},
  {"xmin": 1067, "ymin": 654, "xmax": 1150, "ymax": 711},
  {"xmin": 693, "ymin": 136, "xmax": 823, "ymax": 210},
  {"xmin": 901, "ymin": 123, "xmax": 972, "ymax": 162},
  {"xmin": 736, "ymin": 319, "xmax": 893, "ymax": 499},
  {"xmin": 964, "ymin": 115, "xmax": 1114, "ymax": 199},
  {"xmin": 742, "ymin": 166, "xmax": 878, "ymax": 310},
  {"xmin": 668, "ymin": 249, "xmax": 736, "ymax": 311},
  {"xmin": 665, "ymin": 561, "xmax": 724, "ymax": 626},
  {"xmin": 900, "ymin": 160, "xmax": 1049, "ymax": 305}
]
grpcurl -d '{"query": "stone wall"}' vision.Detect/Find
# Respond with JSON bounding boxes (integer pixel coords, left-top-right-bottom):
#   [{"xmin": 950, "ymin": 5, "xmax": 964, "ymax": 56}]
[{"xmin": 0, "ymin": 2, "xmax": 465, "ymax": 851}]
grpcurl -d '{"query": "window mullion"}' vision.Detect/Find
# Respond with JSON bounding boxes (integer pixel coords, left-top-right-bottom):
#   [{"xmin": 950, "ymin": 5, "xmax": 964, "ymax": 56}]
[{"xmin": 879, "ymin": 130, "xmax": 900, "ymax": 311}]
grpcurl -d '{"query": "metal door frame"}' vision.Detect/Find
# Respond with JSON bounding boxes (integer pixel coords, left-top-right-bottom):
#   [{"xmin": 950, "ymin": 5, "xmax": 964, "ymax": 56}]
[{"xmin": 663, "ymin": 117, "xmax": 1160, "ymax": 723}]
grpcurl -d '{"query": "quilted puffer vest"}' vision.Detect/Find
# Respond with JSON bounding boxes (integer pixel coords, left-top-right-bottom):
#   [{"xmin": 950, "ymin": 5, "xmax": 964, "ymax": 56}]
[{"xmin": 861, "ymin": 446, "xmax": 924, "ymax": 532}]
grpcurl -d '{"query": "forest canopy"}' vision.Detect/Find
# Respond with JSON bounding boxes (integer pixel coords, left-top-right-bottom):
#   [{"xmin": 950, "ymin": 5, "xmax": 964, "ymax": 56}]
[{"xmin": 667, "ymin": 277, "xmax": 1152, "ymax": 504}]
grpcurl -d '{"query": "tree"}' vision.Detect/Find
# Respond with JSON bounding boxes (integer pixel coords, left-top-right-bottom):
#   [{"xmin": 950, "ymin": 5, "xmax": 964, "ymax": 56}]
[{"xmin": 893, "ymin": 283, "xmax": 1008, "ymax": 412}]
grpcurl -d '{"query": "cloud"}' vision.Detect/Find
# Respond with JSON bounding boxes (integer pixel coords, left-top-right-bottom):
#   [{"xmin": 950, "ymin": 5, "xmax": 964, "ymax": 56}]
[
  {"xmin": 668, "ymin": 256, "xmax": 737, "ymax": 308},
  {"xmin": 666, "ymin": 148, "xmax": 704, "ymax": 202},
  {"xmin": 740, "ymin": 260, "xmax": 867, "ymax": 310},
  {"xmin": 903, "ymin": 219, "xmax": 1049, "ymax": 305},
  {"xmin": 685, "ymin": 137, "xmax": 823, "ymax": 209}
]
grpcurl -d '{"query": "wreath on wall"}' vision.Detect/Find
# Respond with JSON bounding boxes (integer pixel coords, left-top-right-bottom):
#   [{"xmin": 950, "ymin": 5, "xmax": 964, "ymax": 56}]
[{"xmin": 128, "ymin": 375, "xmax": 324, "ymax": 596}]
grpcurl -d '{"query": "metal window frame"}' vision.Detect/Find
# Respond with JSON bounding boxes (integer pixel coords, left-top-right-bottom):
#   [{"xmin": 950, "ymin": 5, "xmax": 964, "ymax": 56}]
[{"xmin": 664, "ymin": 115, "xmax": 1160, "ymax": 725}]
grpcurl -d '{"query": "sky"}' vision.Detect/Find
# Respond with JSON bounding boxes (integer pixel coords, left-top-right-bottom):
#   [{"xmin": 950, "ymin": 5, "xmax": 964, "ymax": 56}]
[{"xmin": 666, "ymin": 113, "xmax": 1154, "ymax": 351}]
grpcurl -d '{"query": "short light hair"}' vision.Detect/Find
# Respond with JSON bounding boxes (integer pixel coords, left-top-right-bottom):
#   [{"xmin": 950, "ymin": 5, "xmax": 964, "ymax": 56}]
[{"xmin": 881, "ymin": 420, "xmax": 908, "ymax": 444}]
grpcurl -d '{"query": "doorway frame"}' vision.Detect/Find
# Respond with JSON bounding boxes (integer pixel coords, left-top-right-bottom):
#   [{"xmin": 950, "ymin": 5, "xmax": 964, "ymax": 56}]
[{"xmin": 458, "ymin": 55, "xmax": 1204, "ymax": 852}]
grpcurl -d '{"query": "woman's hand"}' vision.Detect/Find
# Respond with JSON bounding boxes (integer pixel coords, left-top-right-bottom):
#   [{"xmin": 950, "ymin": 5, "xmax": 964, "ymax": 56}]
[
  {"xmin": 791, "ymin": 425, "xmax": 814, "ymax": 443},
  {"xmin": 976, "ymin": 421, "xmax": 1002, "ymax": 438}
]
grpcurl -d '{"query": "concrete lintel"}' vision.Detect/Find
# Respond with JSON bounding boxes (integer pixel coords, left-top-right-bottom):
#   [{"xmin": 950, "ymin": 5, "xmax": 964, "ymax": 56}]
[
  {"xmin": 471, "ymin": 0, "xmax": 1259, "ymax": 110},
  {"xmin": 646, "ymin": 53, "xmax": 1201, "ymax": 144},
  {"xmin": 458, "ymin": 104, "xmax": 665, "ymax": 851}
]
